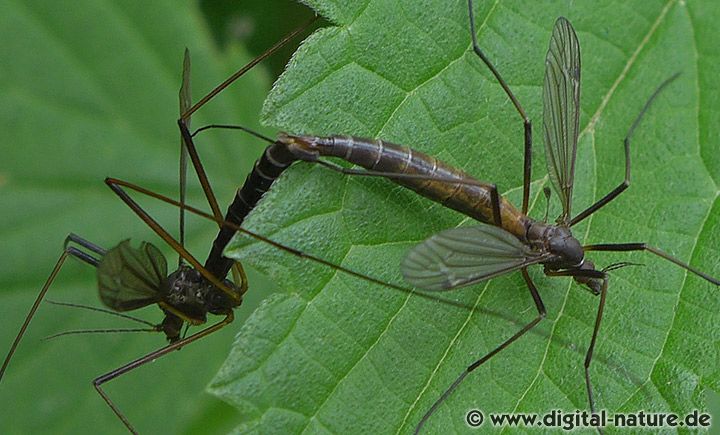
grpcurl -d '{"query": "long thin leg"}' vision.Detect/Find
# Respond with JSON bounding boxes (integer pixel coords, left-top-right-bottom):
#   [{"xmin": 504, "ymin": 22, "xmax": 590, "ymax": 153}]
[
  {"xmin": 190, "ymin": 124, "xmax": 498, "ymax": 189},
  {"xmin": 176, "ymin": 18, "xmax": 317, "ymax": 222},
  {"xmin": 178, "ymin": 115, "xmax": 249, "ymax": 293},
  {"xmin": 570, "ymin": 73, "xmax": 680, "ymax": 227},
  {"xmin": 585, "ymin": 242, "xmax": 720, "ymax": 285},
  {"xmin": 93, "ymin": 312, "xmax": 234, "ymax": 434},
  {"xmin": 65, "ymin": 233, "xmax": 107, "ymax": 259},
  {"xmin": 584, "ymin": 278, "xmax": 607, "ymax": 417},
  {"xmin": 177, "ymin": 60, "xmax": 248, "ymax": 292},
  {"xmin": 545, "ymin": 268, "xmax": 608, "ymax": 433},
  {"xmin": 178, "ymin": 117, "xmax": 224, "ymax": 227},
  {"xmin": 320, "ymin": 160, "xmax": 502, "ymax": 227},
  {"xmin": 0, "ymin": 236, "xmax": 106, "ymax": 381},
  {"xmin": 545, "ymin": 269, "xmax": 608, "ymax": 435},
  {"xmin": 521, "ymin": 125, "xmax": 532, "ymax": 215},
  {"xmin": 488, "ymin": 183, "xmax": 502, "ymax": 227},
  {"xmin": 105, "ymin": 178, "xmax": 484, "ymax": 311},
  {"xmin": 104, "ymin": 178, "xmax": 239, "ymax": 302},
  {"xmin": 176, "ymin": 19, "xmax": 316, "ymax": 287},
  {"xmin": 467, "ymin": 0, "xmax": 532, "ymax": 214},
  {"xmin": 178, "ymin": 50, "xmax": 248, "ymax": 288},
  {"xmin": 181, "ymin": 18, "xmax": 317, "ymax": 120},
  {"xmin": 414, "ymin": 268, "xmax": 546, "ymax": 434},
  {"xmin": 63, "ymin": 242, "xmax": 101, "ymax": 267},
  {"xmin": 314, "ymin": 159, "xmax": 493, "ymax": 187},
  {"xmin": 177, "ymin": 17, "xmax": 317, "ymax": 221}
]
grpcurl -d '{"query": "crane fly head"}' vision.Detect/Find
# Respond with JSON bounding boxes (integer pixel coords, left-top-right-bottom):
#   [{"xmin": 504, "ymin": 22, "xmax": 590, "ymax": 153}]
[{"xmin": 542, "ymin": 226, "xmax": 602, "ymax": 295}]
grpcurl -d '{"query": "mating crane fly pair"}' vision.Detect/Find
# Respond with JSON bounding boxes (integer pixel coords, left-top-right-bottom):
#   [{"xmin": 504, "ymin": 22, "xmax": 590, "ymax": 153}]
[{"xmin": 2, "ymin": 1, "xmax": 718, "ymax": 433}]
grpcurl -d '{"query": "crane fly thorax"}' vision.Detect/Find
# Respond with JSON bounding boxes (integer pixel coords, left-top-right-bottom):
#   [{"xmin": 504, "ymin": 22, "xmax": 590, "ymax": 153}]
[
  {"xmin": 165, "ymin": 265, "xmax": 240, "ymax": 321},
  {"xmin": 527, "ymin": 222, "xmax": 583, "ymax": 269},
  {"xmin": 525, "ymin": 222, "xmax": 602, "ymax": 295}
]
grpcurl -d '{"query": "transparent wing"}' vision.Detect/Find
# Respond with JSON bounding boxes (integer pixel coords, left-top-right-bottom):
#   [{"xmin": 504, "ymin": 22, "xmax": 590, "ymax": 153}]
[
  {"xmin": 98, "ymin": 240, "xmax": 167, "ymax": 311},
  {"xmin": 543, "ymin": 17, "xmax": 581, "ymax": 222},
  {"xmin": 401, "ymin": 225, "xmax": 550, "ymax": 291},
  {"xmin": 178, "ymin": 48, "xmax": 191, "ymax": 250}
]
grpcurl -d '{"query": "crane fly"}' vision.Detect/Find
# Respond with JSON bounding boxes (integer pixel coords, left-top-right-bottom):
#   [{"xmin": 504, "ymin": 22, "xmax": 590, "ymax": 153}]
[
  {"xmin": 0, "ymin": 20, "xmax": 335, "ymax": 434},
  {"xmin": 0, "ymin": 52, "xmax": 253, "ymax": 433},
  {"xmin": 205, "ymin": 1, "xmax": 720, "ymax": 432}
]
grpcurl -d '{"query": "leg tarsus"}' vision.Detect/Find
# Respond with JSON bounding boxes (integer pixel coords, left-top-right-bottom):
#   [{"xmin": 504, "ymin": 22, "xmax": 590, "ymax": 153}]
[
  {"xmin": 94, "ymin": 381, "xmax": 139, "ymax": 435},
  {"xmin": 570, "ymin": 143, "xmax": 630, "ymax": 227},
  {"xmin": 1, "ymin": 237, "xmax": 106, "ymax": 381},
  {"xmin": 570, "ymin": 74, "xmax": 680, "ymax": 227},
  {"xmin": 584, "ymin": 242, "xmax": 720, "ymax": 286},
  {"xmin": 181, "ymin": 18, "xmax": 317, "ymax": 120},
  {"xmin": 91, "ymin": 314, "xmax": 233, "ymax": 433},
  {"xmin": 584, "ymin": 277, "xmax": 608, "ymax": 430}
]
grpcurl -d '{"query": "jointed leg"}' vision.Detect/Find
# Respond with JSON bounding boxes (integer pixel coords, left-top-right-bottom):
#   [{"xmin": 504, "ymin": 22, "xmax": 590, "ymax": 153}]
[
  {"xmin": 488, "ymin": 183, "xmax": 502, "ymax": 227},
  {"xmin": 585, "ymin": 242, "xmax": 720, "ymax": 286},
  {"xmin": 414, "ymin": 268, "xmax": 546, "ymax": 434},
  {"xmin": 180, "ymin": 18, "xmax": 317, "ymax": 120},
  {"xmin": 0, "ymin": 234, "xmax": 107, "ymax": 380},
  {"xmin": 175, "ymin": 21, "xmax": 316, "ymax": 289},
  {"xmin": 177, "ymin": 54, "xmax": 247, "ymax": 289},
  {"xmin": 93, "ymin": 312, "xmax": 234, "ymax": 434},
  {"xmin": 546, "ymin": 268, "xmax": 608, "ymax": 429},
  {"xmin": 467, "ymin": 0, "xmax": 533, "ymax": 213},
  {"xmin": 104, "ymin": 178, "xmax": 239, "ymax": 303},
  {"xmin": 105, "ymin": 177, "xmax": 479, "ymax": 311},
  {"xmin": 570, "ymin": 74, "xmax": 680, "ymax": 227},
  {"xmin": 585, "ymin": 278, "xmax": 607, "ymax": 416}
]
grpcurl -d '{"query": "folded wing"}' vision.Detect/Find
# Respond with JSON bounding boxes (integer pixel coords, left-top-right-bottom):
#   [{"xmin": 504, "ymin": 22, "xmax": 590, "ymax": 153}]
[
  {"xmin": 98, "ymin": 240, "xmax": 167, "ymax": 311},
  {"xmin": 543, "ymin": 16, "xmax": 581, "ymax": 222},
  {"xmin": 402, "ymin": 225, "xmax": 550, "ymax": 291}
]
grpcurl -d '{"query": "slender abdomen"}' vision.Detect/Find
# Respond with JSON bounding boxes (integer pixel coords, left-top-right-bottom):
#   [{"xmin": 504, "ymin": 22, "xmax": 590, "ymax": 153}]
[
  {"xmin": 204, "ymin": 142, "xmax": 298, "ymax": 278},
  {"xmin": 281, "ymin": 134, "xmax": 529, "ymax": 239}
]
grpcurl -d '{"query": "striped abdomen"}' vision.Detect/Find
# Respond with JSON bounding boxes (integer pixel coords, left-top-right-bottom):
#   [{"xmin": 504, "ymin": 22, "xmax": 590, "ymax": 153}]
[
  {"xmin": 204, "ymin": 142, "xmax": 298, "ymax": 278},
  {"xmin": 281, "ymin": 134, "xmax": 529, "ymax": 239}
]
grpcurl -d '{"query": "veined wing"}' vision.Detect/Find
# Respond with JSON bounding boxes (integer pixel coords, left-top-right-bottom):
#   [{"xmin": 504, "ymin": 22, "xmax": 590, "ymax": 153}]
[
  {"xmin": 178, "ymin": 48, "xmax": 191, "ymax": 249},
  {"xmin": 543, "ymin": 17, "xmax": 581, "ymax": 223},
  {"xmin": 401, "ymin": 225, "xmax": 551, "ymax": 291},
  {"xmin": 98, "ymin": 240, "xmax": 167, "ymax": 311}
]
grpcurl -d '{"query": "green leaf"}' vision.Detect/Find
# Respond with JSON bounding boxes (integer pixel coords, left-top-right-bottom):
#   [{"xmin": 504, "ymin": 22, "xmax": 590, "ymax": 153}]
[
  {"xmin": 0, "ymin": 1, "xmax": 277, "ymax": 434},
  {"xmin": 219, "ymin": 0, "xmax": 720, "ymax": 433}
]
